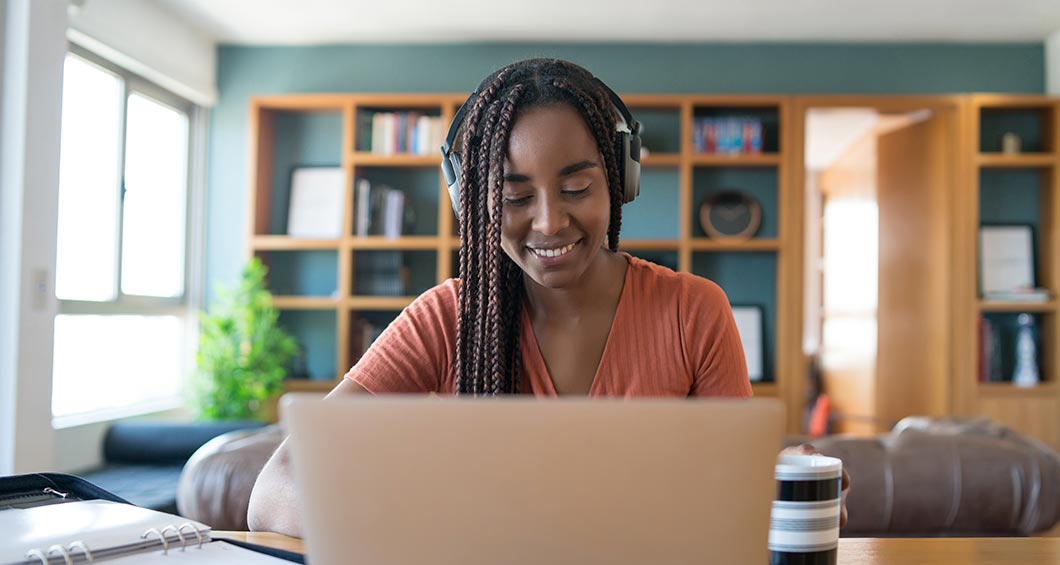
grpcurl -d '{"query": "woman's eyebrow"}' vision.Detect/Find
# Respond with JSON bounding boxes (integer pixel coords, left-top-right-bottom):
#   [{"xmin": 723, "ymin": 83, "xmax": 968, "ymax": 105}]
[{"xmin": 503, "ymin": 160, "xmax": 598, "ymax": 183}]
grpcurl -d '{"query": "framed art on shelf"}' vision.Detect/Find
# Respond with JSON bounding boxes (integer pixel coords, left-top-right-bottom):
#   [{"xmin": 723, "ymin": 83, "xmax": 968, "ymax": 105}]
[
  {"xmin": 731, "ymin": 304, "xmax": 764, "ymax": 382},
  {"xmin": 287, "ymin": 167, "xmax": 345, "ymax": 238},
  {"xmin": 978, "ymin": 224, "xmax": 1035, "ymax": 296}
]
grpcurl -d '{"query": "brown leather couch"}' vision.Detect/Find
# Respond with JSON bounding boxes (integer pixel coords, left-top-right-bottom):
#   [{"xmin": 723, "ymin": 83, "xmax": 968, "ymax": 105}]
[{"xmin": 177, "ymin": 417, "xmax": 1060, "ymax": 535}]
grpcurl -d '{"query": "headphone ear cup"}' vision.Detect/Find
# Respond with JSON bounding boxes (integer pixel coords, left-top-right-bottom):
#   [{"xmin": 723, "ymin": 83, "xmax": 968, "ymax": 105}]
[
  {"xmin": 446, "ymin": 152, "xmax": 463, "ymax": 220},
  {"xmin": 620, "ymin": 132, "xmax": 641, "ymax": 204}
]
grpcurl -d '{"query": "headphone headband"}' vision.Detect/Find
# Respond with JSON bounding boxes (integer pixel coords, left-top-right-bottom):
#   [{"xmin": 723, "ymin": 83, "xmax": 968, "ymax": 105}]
[{"xmin": 440, "ymin": 75, "xmax": 642, "ymax": 219}]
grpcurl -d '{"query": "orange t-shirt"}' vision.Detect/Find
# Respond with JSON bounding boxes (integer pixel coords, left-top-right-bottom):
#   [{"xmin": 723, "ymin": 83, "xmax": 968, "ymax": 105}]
[{"xmin": 347, "ymin": 254, "xmax": 752, "ymax": 397}]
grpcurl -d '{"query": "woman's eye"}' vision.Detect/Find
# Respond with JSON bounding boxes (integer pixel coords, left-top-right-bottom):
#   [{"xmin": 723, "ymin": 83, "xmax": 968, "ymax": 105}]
[
  {"xmin": 563, "ymin": 185, "xmax": 591, "ymax": 197},
  {"xmin": 503, "ymin": 195, "xmax": 531, "ymax": 206}
]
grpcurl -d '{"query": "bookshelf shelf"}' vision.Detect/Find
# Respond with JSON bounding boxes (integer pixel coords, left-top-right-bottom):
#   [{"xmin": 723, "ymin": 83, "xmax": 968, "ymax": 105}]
[
  {"xmin": 349, "ymin": 236, "xmax": 440, "ymax": 250},
  {"xmin": 690, "ymin": 238, "xmax": 781, "ymax": 251},
  {"xmin": 283, "ymin": 379, "xmax": 338, "ymax": 392},
  {"xmin": 252, "ymin": 236, "xmax": 341, "ymax": 251},
  {"xmin": 347, "ymin": 296, "xmax": 416, "ymax": 310},
  {"xmin": 978, "ymin": 382, "xmax": 1058, "ymax": 398},
  {"xmin": 978, "ymin": 300, "xmax": 1058, "ymax": 313},
  {"xmin": 976, "ymin": 153, "xmax": 1056, "ymax": 168},
  {"xmin": 271, "ymin": 296, "xmax": 341, "ymax": 309},
  {"xmin": 751, "ymin": 382, "xmax": 778, "ymax": 397},
  {"xmin": 350, "ymin": 153, "xmax": 441, "ymax": 167},
  {"xmin": 691, "ymin": 153, "xmax": 781, "ymax": 167},
  {"xmin": 642, "ymin": 153, "xmax": 682, "ymax": 167}
]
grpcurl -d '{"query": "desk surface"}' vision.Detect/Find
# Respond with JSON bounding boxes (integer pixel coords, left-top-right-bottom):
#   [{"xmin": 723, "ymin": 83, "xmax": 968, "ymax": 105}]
[{"xmin": 215, "ymin": 532, "xmax": 1060, "ymax": 565}]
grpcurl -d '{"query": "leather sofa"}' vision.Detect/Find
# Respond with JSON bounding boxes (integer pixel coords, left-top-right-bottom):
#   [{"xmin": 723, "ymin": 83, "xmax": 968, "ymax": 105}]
[{"xmin": 177, "ymin": 416, "xmax": 1060, "ymax": 535}]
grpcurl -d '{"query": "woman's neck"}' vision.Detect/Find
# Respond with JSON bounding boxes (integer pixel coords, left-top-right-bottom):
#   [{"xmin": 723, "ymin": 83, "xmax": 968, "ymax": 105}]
[{"xmin": 523, "ymin": 249, "xmax": 628, "ymax": 324}]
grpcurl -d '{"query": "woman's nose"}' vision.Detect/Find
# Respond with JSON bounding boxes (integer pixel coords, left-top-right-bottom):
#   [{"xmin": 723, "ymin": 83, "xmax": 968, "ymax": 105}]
[{"xmin": 530, "ymin": 194, "xmax": 570, "ymax": 236}]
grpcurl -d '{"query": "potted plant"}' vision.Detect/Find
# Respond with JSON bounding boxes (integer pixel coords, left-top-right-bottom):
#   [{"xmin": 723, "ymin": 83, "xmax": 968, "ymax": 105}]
[{"xmin": 193, "ymin": 258, "xmax": 297, "ymax": 420}]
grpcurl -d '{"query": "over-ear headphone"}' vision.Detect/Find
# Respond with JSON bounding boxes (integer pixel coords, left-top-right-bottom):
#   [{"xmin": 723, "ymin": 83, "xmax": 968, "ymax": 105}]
[{"xmin": 440, "ymin": 78, "xmax": 642, "ymax": 220}]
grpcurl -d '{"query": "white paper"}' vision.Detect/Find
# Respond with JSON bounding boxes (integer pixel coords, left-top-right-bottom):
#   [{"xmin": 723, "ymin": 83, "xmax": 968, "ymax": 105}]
[
  {"xmin": 287, "ymin": 168, "xmax": 344, "ymax": 238},
  {"xmin": 731, "ymin": 307, "xmax": 764, "ymax": 381},
  {"xmin": 979, "ymin": 226, "xmax": 1034, "ymax": 294},
  {"xmin": 105, "ymin": 540, "xmax": 291, "ymax": 564}
]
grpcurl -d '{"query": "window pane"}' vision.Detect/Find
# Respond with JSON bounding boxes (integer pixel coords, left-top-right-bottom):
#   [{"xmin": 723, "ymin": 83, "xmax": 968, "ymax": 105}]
[
  {"xmin": 120, "ymin": 93, "xmax": 189, "ymax": 298},
  {"xmin": 52, "ymin": 315, "xmax": 185, "ymax": 418},
  {"xmin": 55, "ymin": 55, "xmax": 122, "ymax": 301}
]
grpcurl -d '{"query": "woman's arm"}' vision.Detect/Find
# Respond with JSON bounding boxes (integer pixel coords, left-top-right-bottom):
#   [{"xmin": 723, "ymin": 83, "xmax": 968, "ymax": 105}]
[{"xmin": 246, "ymin": 378, "xmax": 368, "ymax": 537}]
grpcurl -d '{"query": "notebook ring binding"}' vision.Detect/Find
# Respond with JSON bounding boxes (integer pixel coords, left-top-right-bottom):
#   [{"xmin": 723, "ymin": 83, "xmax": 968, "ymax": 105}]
[
  {"xmin": 141, "ymin": 527, "xmax": 169, "ymax": 555},
  {"xmin": 178, "ymin": 522, "xmax": 207, "ymax": 549},
  {"xmin": 67, "ymin": 541, "xmax": 94, "ymax": 562},
  {"xmin": 47, "ymin": 545, "xmax": 73, "ymax": 565},
  {"xmin": 161, "ymin": 525, "xmax": 187, "ymax": 551},
  {"xmin": 24, "ymin": 549, "xmax": 48, "ymax": 564}
]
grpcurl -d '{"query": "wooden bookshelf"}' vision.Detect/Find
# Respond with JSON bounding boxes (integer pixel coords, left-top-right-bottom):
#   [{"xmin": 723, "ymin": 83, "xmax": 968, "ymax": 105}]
[
  {"xmin": 247, "ymin": 93, "xmax": 797, "ymax": 428},
  {"xmin": 954, "ymin": 95, "xmax": 1060, "ymax": 450}
]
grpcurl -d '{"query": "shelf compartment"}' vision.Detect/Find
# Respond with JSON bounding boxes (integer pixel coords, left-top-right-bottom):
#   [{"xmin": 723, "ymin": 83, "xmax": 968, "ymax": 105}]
[
  {"xmin": 256, "ymin": 249, "xmax": 338, "ymax": 298},
  {"xmin": 978, "ymin": 106, "xmax": 1054, "ymax": 154},
  {"xmin": 623, "ymin": 169, "xmax": 680, "ymax": 239},
  {"xmin": 693, "ymin": 167, "xmax": 779, "ymax": 239},
  {"xmin": 976, "ymin": 153, "xmax": 1056, "ymax": 168},
  {"xmin": 277, "ymin": 309, "xmax": 337, "ymax": 382}
]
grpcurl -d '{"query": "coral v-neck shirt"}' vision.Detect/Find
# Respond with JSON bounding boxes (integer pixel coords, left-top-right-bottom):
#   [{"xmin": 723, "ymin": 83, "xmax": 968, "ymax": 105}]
[{"xmin": 347, "ymin": 254, "xmax": 752, "ymax": 398}]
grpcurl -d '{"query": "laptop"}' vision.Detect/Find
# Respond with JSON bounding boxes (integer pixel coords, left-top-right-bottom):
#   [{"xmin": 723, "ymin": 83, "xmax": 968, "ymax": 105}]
[{"xmin": 282, "ymin": 394, "xmax": 784, "ymax": 564}]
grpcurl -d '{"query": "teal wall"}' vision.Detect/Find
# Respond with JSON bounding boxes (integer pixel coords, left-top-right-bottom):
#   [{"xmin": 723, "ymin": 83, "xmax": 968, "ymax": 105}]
[{"xmin": 208, "ymin": 42, "xmax": 1044, "ymax": 298}]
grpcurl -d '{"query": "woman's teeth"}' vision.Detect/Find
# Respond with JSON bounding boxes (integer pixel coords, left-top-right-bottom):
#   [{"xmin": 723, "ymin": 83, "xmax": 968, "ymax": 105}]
[{"xmin": 530, "ymin": 241, "xmax": 577, "ymax": 258}]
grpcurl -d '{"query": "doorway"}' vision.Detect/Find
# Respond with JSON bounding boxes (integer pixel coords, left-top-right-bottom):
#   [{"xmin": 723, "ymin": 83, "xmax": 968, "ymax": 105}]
[{"xmin": 798, "ymin": 98, "xmax": 959, "ymax": 435}]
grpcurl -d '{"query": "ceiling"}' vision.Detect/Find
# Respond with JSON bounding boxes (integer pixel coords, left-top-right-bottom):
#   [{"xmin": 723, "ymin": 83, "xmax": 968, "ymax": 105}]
[{"xmin": 155, "ymin": 0, "xmax": 1060, "ymax": 44}]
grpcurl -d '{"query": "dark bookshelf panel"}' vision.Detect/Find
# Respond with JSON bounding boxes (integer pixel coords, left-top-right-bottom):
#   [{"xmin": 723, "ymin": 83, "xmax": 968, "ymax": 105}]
[
  {"xmin": 279, "ymin": 309, "xmax": 337, "ymax": 381},
  {"xmin": 347, "ymin": 310, "xmax": 402, "ymax": 368},
  {"xmin": 692, "ymin": 106, "xmax": 780, "ymax": 154},
  {"xmin": 979, "ymin": 108, "xmax": 1052, "ymax": 153},
  {"xmin": 268, "ymin": 111, "xmax": 343, "ymax": 235},
  {"xmin": 352, "ymin": 250, "xmax": 437, "ymax": 296},
  {"xmin": 355, "ymin": 168, "xmax": 440, "ymax": 236},
  {"xmin": 978, "ymin": 312, "xmax": 1051, "ymax": 385},
  {"xmin": 258, "ymin": 250, "xmax": 338, "ymax": 297},
  {"xmin": 692, "ymin": 251, "xmax": 777, "ymax": 383},
  {"xmin": 693, "ymin": 167, "xmax": 779, "ymax": 239},
  {"xmin": 633, "ymin": 108, "xmax": 682, "ymax": 154},
  {"xmin": 623, "ymin": 169, "xmax": 680, "ymax": 239}
]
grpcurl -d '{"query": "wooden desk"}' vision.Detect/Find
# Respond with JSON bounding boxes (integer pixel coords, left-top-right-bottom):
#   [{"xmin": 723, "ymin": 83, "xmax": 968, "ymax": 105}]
[{"xmin": 216, "ymin": 532, "xmax": 1060, "ymax": 564}]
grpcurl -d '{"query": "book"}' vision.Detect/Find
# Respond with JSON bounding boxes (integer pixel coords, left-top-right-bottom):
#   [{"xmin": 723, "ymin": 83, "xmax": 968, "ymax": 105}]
[
  {"xmin": 1, "ymin": 499, "xmax": 291, "ymax": 564},
  {"xmin": 982, "ymin": 288, "xmax": 1051, "ymax": 303}
]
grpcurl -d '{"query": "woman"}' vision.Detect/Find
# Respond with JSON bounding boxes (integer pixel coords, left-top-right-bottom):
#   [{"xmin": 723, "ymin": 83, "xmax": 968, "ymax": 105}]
[{"xmin": 248, "ymin": 58, "xmax": 845, "ymax": 536}]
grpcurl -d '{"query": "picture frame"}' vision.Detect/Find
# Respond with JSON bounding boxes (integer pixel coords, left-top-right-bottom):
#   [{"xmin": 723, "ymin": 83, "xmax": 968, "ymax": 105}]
[
  {"xmin": 978, "ymin": 224, "xmax": 1035, "ymax": 295},
  {"xmin": 730, "ymin": 305, "xmax": 765, "ymax": 382},
  {"xmin": 287, "ymin": 166, "xmax": 345, "ymax": 238}
]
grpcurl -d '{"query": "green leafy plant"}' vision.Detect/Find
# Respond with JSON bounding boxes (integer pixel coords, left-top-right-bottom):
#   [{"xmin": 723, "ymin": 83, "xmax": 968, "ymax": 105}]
[{"xmin": 193, "ymin": 258, "xmax": 297, "ymax": 420}]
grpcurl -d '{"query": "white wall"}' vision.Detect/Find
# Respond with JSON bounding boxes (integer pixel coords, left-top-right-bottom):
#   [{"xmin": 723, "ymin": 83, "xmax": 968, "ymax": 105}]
[
  {"xmin": 1048, "ymin": 29, "xmax": 1060, "ymax": 94},
  {"xmin": 0, "ymin": 0, "xmax": 68, "ymax": 475},
  {"xmin": 67, "ymin": 0, "xmax": 216, "ymax": 106}
]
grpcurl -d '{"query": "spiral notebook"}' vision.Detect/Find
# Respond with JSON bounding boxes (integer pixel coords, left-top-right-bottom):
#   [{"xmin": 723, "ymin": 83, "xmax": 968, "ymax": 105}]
[{"xmin": 1, "ymin": 499, "xmax": 289, "ymax": 564}]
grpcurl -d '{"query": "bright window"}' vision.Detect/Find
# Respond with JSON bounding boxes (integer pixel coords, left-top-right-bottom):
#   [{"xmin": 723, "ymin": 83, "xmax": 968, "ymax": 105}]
[{"xmin": 52, "ymin": 51, "xmax": 197, "ymax": 426}]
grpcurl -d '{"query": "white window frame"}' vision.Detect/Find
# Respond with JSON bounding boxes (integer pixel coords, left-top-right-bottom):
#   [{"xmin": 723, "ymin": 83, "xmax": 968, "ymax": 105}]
[{"xmin": 52, "ymin": 45, "xmax": 207, "ymax": 429}]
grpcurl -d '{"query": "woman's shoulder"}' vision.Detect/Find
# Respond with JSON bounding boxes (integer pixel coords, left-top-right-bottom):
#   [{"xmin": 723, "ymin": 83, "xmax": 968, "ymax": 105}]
[{"xmin": 626, "ymin": 254, "xmax": 727, "ymax": 305}]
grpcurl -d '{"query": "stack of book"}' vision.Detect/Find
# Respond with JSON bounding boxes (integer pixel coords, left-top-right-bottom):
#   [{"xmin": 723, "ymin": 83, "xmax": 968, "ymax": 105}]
[
  {"xmin": 692, "ymin": 117, "xmax": 763, "ymax": 154},
  {"xmin": 355, "ymin": 179, "xmax": 407, "ymax": 238},
  {"xmin": 354, "ymin": 251, "xmax": 407, "ymax": 296},
  {"xmin": 360, "ymin": 111, "xmax": 446, "ymax": 155},
  {"xmin": 977, "ymin": 314, "xmax": 1005, "ymax": 383}
]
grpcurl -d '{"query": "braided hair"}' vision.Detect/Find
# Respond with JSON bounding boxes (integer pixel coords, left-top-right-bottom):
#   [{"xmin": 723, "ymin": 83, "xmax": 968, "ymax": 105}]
[{"xmin": 454, "ymin": 58, "xmax": 625, "ymax": 396}]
